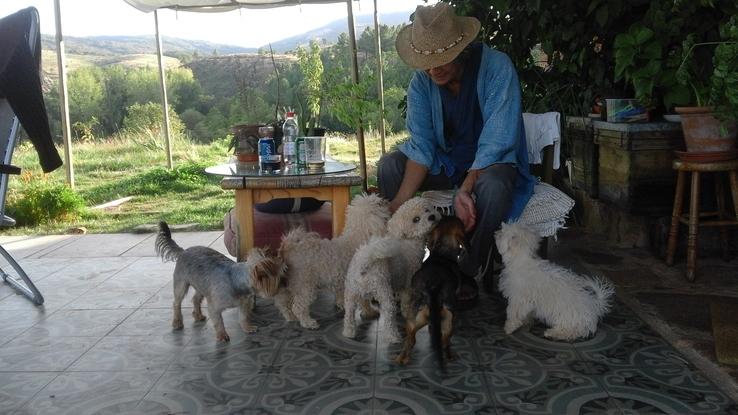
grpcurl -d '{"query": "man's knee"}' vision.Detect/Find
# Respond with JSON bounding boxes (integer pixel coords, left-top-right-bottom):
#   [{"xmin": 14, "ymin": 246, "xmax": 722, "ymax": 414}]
[
  {"xmin": 474, "ymin": 164, "xmax": 517, "ymax": 202},
  {"xmin": 377, "ymin": 151, "xmax": 407, "ymax": 181}
]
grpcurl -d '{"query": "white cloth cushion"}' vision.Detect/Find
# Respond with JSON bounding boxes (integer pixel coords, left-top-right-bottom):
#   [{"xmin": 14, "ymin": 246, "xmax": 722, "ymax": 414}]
[{"xmin": 422, "ymin": 182, "xmax": 574, "ymax": 238}]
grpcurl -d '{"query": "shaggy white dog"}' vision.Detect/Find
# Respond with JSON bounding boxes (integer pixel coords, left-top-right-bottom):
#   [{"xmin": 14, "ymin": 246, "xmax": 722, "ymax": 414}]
[
  {"xmin": 495, "ymin": 221, "xmax": 614, "ymax": 341},
  {"xmin": 274, "ymin": 193, "xmax": 391, "ymax": 329},
  {"xmin": 342, "ymin": 197, "xmax": 438, "ymax": 343}
]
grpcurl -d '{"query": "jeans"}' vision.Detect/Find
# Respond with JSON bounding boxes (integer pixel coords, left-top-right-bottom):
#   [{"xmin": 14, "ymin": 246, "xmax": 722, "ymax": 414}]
[{"xmin": 377, "ymin": 150, "xmax": 517, "ymax": 276}]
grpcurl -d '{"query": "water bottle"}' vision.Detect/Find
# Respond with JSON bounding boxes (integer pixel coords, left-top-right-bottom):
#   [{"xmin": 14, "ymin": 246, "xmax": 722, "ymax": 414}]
[
  {"xmin": 258, "ymin": 126, "xmax": 280, "ymax": 172},
  {"xmin": 282, "ymin": 112, "xmax": 298, "ymax": 166}
]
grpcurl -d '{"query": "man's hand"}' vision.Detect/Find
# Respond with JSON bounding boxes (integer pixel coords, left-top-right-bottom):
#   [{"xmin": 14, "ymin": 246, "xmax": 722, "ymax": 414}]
[{"xmin": 454, "ymin": 190, "xmax": 476, "ymax": 232}]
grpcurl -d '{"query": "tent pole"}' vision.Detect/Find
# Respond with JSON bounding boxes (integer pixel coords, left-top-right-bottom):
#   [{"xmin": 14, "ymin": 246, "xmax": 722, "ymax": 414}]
[
  {"xmin": 373, "ymin": 0, "xmax": 386, "ymax": 155},
  {"xmin": 53, "ymin": 0, "xmax": 74, "ymax": 188},
  {"xmin": 346, "ymin": 0, "xmax": 367, "ymax": 192},
  {"xmin": 154, "ymin": 10, "xmax": 173, "ymax": 169}
]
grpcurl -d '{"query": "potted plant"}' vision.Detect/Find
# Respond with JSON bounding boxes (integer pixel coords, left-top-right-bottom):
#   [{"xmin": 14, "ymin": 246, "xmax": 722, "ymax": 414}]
[
  {"xmin": 228, "ymin": 124, "xmax": 262, "ymax": 164},
  {"xmin": 674, "ymin": 15, "xmax": 738, "ymax": 153}
]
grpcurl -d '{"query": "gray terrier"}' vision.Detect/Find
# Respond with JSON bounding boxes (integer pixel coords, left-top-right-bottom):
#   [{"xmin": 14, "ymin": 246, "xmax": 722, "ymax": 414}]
[{"xmin": 155, "ymin": 221, "xmax": 285, "ymax": 342}]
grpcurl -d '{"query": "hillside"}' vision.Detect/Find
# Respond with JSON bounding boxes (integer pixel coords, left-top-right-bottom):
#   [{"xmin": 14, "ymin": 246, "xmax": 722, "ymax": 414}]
[
  {"xmin": 40, "ymin": 34, "xmax": 255, "ymax": 56},
  {"xmin": 185, "ymin": 53, "xmax": 298, "ymax": 98},
  {"xmin": 265, "ymin": 11, "xmax": 409, "ymax": 52}
]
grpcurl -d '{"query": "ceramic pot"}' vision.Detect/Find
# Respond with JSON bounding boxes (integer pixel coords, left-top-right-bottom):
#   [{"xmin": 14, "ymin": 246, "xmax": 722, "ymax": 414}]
[{"xmin": 674, "ymin": 106, "xmax": 737, "ymax": 152}]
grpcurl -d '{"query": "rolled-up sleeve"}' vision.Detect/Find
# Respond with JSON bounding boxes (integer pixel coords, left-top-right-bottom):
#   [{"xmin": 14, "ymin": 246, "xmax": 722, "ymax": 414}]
[
  {"xmin": 399, "ymin": 72, "xmax": 437, "ymax": 169},
  {"xmin": 472, "ymin": 51, "xmax": 522, "ymax": 170}
]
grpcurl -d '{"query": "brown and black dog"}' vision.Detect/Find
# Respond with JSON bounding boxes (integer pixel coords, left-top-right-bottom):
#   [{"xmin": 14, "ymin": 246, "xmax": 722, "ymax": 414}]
[{"xmin": 395, "ymin": 215, "xmax": 466, "ymax": 367}]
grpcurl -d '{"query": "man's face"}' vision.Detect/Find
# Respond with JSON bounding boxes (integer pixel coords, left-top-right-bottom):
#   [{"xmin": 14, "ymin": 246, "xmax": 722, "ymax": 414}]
[{"xmin": 425, "ymin": 61, "xmax": 462, "ymax": 86}]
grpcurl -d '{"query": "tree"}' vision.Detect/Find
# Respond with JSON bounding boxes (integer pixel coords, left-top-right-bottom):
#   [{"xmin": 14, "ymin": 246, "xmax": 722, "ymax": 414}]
[
  {"xmin": 67, "ymin": 66, "xmax": 104, "ymax": 138},
  {"xmin": 296, "ymin": 40, "xmax": 324, "ymax": 133}
]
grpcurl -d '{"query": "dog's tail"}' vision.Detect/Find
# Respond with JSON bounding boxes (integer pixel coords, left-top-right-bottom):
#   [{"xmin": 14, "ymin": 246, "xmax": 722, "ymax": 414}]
[
  {"xmin": 587, "ymin": 276, "xmax": 615, "ymax": 316},
  {"xmin": 426, "ymin": 282, "xmax": 444, "ymax": 369},
  {"xmin": 155, "ymin": 221, "xmax": 184, "ymax": 262}
]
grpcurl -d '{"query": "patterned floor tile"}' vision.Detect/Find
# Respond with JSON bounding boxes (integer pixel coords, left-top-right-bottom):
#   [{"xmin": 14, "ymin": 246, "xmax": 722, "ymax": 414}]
[
  {"xmin": 172, "ymin": 333, "xmax": 280, "ymax": 371},
  {"xmin": 66, "ymin": 287, "xmax": 158, "ymax": 310},
  {"xmin": 23, "ymin": 308, "xmax": 134, "ymax": 338},
  {"xmin": 0, "ymin": 334, "xmax": 98, "ymax": 371},
  {"xmin": 375, "ymin": 367, "xmax": 492, "ymax": 415},
  {"xmin": 69, "ymin": 334, "xmax": 188, "ymax": 372},
  {"xmin": 21, "ymin": 370, "xmax": 161, "ymax": 415},
  {"xmin": 140, "ymin": 369, "xmax": 265, "ymax": 414},
  {"xmin": 259, "ymin": 368, "xmax": 373, "ymax": 415},
  {"xmin": 0, "ymin": 372, "xmax": 58, "ymax": 413}
]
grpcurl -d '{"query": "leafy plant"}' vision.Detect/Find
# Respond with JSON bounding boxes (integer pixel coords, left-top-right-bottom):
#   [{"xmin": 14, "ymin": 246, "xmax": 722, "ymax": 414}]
[
  {"xmin": 676, "ymin": 15, "xmax": 738, "ymax": 121},
  {"xmin": 6, "ymin": 173, "xmax": 86, "ymax": 226},
  {"xmin": 296, "ymin": 40, "xmax": 324, "ymax": 134}
]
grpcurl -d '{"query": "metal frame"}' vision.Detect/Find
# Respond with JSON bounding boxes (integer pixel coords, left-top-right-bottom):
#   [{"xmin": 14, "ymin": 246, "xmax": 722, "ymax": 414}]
[{"xmin": 0, "ymin": 8, "xmax": 45, "ymax": 306}]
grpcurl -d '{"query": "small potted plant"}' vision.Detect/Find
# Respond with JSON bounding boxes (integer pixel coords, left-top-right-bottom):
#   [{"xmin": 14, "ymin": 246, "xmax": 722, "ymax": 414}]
[
  {"xmin": 674, "ymin": 16, "xmax": 738, "ymax": 153},
  {"xmin": 228, "ymin": 124, "xmax": 262, "ymax": 164}
]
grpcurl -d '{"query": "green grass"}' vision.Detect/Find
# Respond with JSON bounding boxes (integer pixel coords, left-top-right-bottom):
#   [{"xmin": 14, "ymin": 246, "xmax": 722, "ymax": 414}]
[{"xmin": 3, "ymin": 131, "xmax": 407, "ymax": 235}]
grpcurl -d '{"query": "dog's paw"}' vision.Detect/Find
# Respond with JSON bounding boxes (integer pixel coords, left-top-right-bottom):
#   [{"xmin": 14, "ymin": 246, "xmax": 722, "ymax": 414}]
[
  {"xmin": 216, "ymin": 331, "xmax": 231, "ymax": 342},
  {"xmin": 543, "ymin": 328, "xmax": 567, "ymax": 341},
  {"xmin": 504, "ymin": 321, "xmax": 519, "ymax": 335},
  {"xmin": 172, "ymin": 319, "xmax": 184, "ymax": 330},
  {"xmin": 393, "ymin": 353, "xmax": 410, "ymax": 366},
  {"xmin": 192, "ymin": 312, "xmax": 207, "ymax": 322},
  {"xmin": 241, "ymin": 323, "xmax": 257, "ymax": 334},
  {"xmin": 342, "ymin": 327, "xmax": 356, "ymax": 338},
  {"xmin": 300, "ymin": 318, "xmax": 320, "ymax": 330}
]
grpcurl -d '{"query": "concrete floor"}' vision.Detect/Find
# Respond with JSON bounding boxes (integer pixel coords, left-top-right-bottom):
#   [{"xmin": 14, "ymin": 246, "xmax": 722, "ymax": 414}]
[{"xmin": 0, "ymin": 227, "xmax": 736, "ymax": 414}]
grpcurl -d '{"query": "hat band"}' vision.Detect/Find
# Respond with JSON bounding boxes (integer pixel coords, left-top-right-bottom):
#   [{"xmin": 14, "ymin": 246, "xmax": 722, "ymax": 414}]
[{"xmin": 410, "ymin": 33, "xmax": 465, "ymax": 56}]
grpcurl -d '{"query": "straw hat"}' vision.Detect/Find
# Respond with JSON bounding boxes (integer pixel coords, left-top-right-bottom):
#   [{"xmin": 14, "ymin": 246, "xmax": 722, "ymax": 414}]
[{"xmin": 395, "ymin": 3, "xmax": 481, "ymax": 70}]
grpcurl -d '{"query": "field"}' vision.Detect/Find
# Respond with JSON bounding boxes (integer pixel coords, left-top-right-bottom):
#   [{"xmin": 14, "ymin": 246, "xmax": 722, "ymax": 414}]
[{"xmin": 2, "ymin": 131, "xmax": 406, "ymax": 235}]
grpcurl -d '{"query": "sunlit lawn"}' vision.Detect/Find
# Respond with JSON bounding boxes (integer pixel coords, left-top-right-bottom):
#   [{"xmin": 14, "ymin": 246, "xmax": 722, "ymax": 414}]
[{"xmin": 2, "ymin": 131, "xmax": 406, "ymax": 235}]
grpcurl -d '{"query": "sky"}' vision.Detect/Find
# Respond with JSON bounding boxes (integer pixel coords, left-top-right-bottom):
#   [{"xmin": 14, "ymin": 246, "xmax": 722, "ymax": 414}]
[{"xmin": 0, "ymin": 0, "xmax": 435, "ymax": 48}]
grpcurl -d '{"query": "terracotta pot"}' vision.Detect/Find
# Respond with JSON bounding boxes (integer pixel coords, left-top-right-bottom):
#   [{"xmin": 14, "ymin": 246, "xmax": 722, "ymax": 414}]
[
  {"xmin": 230, "ymin": 123, "xmax": 262, "ymax": 160},
  {"xmin": 674, "ymin": 106, "xmax": 737, "ymax": 152}
]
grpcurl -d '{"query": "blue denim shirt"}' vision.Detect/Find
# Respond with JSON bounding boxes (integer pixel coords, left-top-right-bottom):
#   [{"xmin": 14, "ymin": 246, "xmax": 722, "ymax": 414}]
[{"xmin": 399, "ymin": 45, "xmax": 535, "ymax": 221}]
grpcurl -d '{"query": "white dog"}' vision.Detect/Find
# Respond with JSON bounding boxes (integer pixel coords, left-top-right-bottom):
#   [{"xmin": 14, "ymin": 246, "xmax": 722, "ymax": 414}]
[
  {"xmin": 342, "ymin": 197, "xmax": 438, "ymax": 343},
  {"xmin": 275, "ymin": 193, "xmax": 391, "ymax": 329},
  {"xmin": 495, "ymin": 221, "xmax": 614, "ymax": 341}
]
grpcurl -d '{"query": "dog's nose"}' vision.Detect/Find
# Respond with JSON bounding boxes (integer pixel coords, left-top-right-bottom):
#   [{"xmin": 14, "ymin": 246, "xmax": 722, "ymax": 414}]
[{"xmin": 428, "ymin": 214, "xmax": 436, "ymax": 222}]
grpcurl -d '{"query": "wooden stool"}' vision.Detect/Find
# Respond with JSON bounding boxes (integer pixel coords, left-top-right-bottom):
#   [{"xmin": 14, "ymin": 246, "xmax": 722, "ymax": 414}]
[{"xmin": 665, "ymin": 158, "xmax": 738, "ymax": 281}]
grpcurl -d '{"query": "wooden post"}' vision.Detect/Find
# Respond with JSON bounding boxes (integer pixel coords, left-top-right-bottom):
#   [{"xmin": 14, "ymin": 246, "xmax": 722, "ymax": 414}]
[
  {"xmin": 373, "ymin": 0, "xmax": 386, "ymax": 155},
  {"xmin": 346, "ymin": 0, "xmax": 368, "ymax": 192},
  {"xmin": 54, "ymin": 0, "xmax": 74, "ymax": 188},
  {"xmin": 154, "ymin": 10, "xmax": 173, "ymax": 169}
]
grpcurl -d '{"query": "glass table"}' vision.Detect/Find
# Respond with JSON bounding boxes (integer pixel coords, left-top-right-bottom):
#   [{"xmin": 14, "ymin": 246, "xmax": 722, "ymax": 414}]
[
  {"xmin": 206, "ymin": 160, "xmax": 362, "ymax": 261},
  {"xmin": 205, "ymin": 160, "xmax": 357, "ymax": 178}
]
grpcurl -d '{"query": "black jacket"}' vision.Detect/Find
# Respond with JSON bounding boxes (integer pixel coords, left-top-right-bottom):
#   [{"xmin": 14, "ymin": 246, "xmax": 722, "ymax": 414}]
[{"xmin": 0, "ymin": 7, "xmax": 63, "ymax": 173}]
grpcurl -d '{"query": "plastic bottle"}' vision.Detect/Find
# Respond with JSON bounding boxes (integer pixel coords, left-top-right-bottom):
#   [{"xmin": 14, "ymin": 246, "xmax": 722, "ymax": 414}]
[
  {"xmin": 258, "ymin": 126, "xmax": 280, "ymax": 172},
  {"xmin": 282, "ymin": 112, "xmax": 298, "ymax": 166}
]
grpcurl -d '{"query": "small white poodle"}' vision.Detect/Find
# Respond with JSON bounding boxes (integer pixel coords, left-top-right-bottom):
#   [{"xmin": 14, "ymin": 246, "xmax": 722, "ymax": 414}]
[
  {"xmin": 342, "ymin": 197, "xmax": 438, "ymax": 343},
  {"xmin": 495, "ymin": 221, "xmax": 614, "ymax": 341},
  {"xmin": 274, "ymin": 193, "xmax": 391, "ymax": 329}
]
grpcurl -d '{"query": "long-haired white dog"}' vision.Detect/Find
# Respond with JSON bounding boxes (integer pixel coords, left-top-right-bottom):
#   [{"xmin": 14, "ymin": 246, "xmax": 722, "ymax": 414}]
[
  {"xmin": 495, "ymin": 221, "xmax": 614, "ymax": 341},
  {"xmin": 342, "ymin": 197, "xmax": 438, "ymax": 343},
  {"xmin": 275, "ymin": 193, "xmax": 391, "ymax": 329}
]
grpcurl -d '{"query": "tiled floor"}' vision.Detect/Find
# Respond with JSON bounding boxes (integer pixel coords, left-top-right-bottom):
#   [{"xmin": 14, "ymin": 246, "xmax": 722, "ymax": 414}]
[{"xmin": 0, "ymin": 231, "xmax": 736, "ymax": 414}]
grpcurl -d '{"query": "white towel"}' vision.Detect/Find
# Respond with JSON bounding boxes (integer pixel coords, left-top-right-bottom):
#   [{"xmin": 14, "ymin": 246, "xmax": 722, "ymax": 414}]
[{"xmin": 523, "ymin": 112, "xmax": 561, "ymax": 170}]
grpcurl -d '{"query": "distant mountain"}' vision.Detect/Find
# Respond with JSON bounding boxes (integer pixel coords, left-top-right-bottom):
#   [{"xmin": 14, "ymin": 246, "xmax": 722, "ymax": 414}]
[
  {"xmin": 38, "ymin": 11, "xmax": 409, "ymax": 57},
  {"xmin": 40, "ymin": 34, "xmax": 256, "ymax": 56},
  {"xmin": 262, "ymin": 11, "xmax": 410, "ymax": 52}
]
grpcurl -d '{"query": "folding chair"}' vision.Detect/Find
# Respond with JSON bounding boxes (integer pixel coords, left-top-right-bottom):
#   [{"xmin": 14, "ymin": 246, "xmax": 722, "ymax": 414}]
[{"xmin": 0, "ymin": 7, "xmax": 56, "ymax": 306}]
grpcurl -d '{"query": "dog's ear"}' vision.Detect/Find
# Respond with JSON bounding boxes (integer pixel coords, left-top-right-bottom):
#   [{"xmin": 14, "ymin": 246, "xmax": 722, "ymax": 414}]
[
  {"xmin": 250, "ymin": 254, "xmax": 283, "ymax": 297},
  {"xmin": 427, "ymin": 223, "xmax": 443, "ymax": 251}
]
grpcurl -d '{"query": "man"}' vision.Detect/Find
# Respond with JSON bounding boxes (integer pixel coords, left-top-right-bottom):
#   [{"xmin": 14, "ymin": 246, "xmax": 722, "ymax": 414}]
[{"xmin": 378, "ymin": 3, "xmax": 535, "ymax": 304}]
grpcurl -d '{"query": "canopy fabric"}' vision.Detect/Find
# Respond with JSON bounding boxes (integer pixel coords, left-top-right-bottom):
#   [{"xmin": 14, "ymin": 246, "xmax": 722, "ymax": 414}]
[{"xmin": 123, "ymin": 0, "xmax": 354, "ymax": 13}]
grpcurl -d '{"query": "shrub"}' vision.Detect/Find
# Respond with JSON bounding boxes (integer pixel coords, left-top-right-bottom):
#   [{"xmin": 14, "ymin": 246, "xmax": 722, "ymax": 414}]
[{"xmin": 6, "ymin": 175, "xmax": 86, "ymax": 226}]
